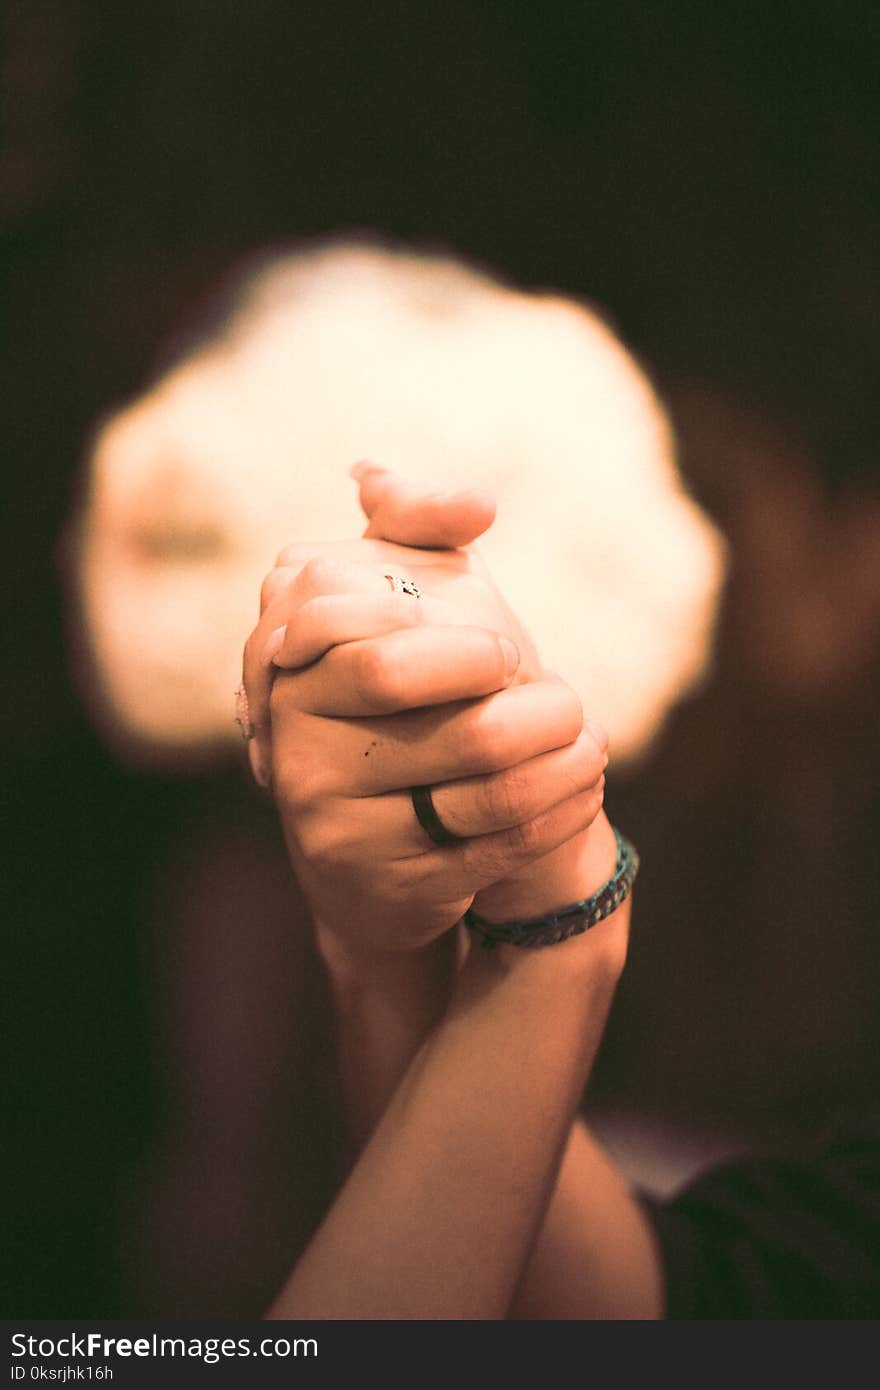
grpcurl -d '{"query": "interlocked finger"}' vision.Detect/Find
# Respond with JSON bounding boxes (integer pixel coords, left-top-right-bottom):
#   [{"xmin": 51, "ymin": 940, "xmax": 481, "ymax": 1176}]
[
  {"xmin": 243, "ymin": 554, "xmax": 393, "ymax": 779},
  {"xmin": 287, "ymin": 729, "xmax": 606, "ymax": 890},
  {"xmin": 426, "ymin": 729, "xmax": 606, "ymax": 840},
  {"xmin": 270, "ymin": 675, "xmax": 585, "ymax": 806},
  {"xmin": 270, "ymin": 591, "xmax": 462, "ymax": 671},
  {"xmin": 285, "ymin": 624, "xmax": 520, "ymax": 717},
  {"xmin": 429, "ymin": 781, "xmax": 607, "ymax": 898},
  {"xmin": 355, "ymin": 463, "xmax": 497, "ymax": 550}
]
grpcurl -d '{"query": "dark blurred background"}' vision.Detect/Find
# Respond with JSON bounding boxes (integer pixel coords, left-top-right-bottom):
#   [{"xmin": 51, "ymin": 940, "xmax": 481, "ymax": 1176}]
[{"xmin": 3, "ymin": 1, "xmax": 878, "ymax": 1315}]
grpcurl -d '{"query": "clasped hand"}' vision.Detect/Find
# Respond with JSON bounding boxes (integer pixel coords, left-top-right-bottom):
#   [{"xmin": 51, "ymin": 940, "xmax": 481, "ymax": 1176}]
[{"xmin": 241, "ymin": 468, "xmax": 610, "ymax": 954}]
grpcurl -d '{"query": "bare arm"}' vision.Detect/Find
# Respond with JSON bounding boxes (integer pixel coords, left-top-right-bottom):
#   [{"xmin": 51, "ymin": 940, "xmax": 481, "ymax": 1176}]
[
  {"xmin": 268, "ymin": 870, "xmax": 630, "ymax": 1320},
  {"xmin": 339, "ymin": 469, "xmax": 664, "ymax": 1318},
  {"xmin": 305, "ymin": 824, "xmax": 663, "ymax": 1321},
  {"xmin": 245, "ymin": 470, "xmax": 663, "ymax": 1318}
]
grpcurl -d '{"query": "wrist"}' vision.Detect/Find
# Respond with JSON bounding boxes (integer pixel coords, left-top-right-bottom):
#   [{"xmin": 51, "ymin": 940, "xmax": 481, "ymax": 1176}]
[
  {"xmin": 314, "ymin": 916, "xmax": 460, "ymax": 1002},
  {"xmin": 471, "ymin": 811, "xmax": 618, "ymax": 925},
  {"xmin": 457, "ymin": 887, "xmax": 630, "ymax": 1021}
]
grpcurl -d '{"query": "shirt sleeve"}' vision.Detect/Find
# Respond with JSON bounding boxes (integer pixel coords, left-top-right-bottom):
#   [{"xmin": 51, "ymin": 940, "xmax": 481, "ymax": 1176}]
[{"xmin": 642, "ymin": 1124, "xmax": 880, "ymax": 1318}]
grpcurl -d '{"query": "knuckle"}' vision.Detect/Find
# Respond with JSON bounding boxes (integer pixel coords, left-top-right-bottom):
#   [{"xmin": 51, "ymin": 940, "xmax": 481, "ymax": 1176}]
[
  {"xmin": 555, "ymin": 682, "xmax": 584, "ymax": 744},
  {"xmin": 289, "ymin": 596, "xmax": 324, "ymax": 649},
  {"xmin": 260, "ymin": 567, "xmax": 289, "ymax": 611},
  {"xmin": 576, "ymin": 730, "xmax": 607, "ymax": 783},
  {"xmin": 464, "ymin": 817, "xmax": 542, "ymax": 881},
  {"xmin": 504, "ymin": 815, "xmax": 543, "ymax": 859},
  {"xmin": 306, "ymin": 592, "xmax": 339, "ymax": 622},
  {"xmin": 300, "ymin": 555, "xmax": 336, "ymax": 590},
  {"xmin": 463, "ymin": 703, "xmax": 508, "ymax": 772},
  {"xmin": 573, "ymin": 781, "xmax": 605, "ymax": 832},
  {"xmin": 294, "ymin": 811, "xmax": 349, "ymax": 869},
  {"xmin": 273, "ymin": 748, "xmax": 332, "ymax": 813},
  {"xmin": 352, "ymin": 642, "xmax": 403, "ymax": 711},
  {"xmin": 485, "ymin": 764, "xmax": 530, "ymax": 827},
  {"xmin": 391, "ymin": 855, "xmax": 434, "ymax": 896},
  {"xmin": 299, "ymin": 554, "xmax": 357, "ymax": 595},
  {"xmin": 274, "ymin": 543, "xmax": 301, "ymax": 567},
  {"xmin": 461, "ymin": 837, "xmax": 507, "ymax": 884}
]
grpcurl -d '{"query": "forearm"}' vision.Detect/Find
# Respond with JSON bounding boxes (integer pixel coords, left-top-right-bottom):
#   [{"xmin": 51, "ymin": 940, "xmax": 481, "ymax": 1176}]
[
  {"xmin": 302, "ymin": 812, "xmax": 662, "ymax": 1320},
  {"xmin": 317, "ymin": 814, "xmax": 616, "ymax": 1149},
  {"xmin": 315, "ymin": 924, "xmax": 460, "ymax": 1149},
  {"xmin": 252, "ymin": 475, "xmax": 662, "ymax": 1317},
  {"xmin": 268, "ymin": 904, "xmax": 627, "ymax": 1320},
  {"xmin": 510, "ymin": 1119, "xmax": 663, "ymax": 1319},
  {"xmin": 475, "ymin": 817, "xmax": 662, "ymax": 1318},
  {"xmin": 311, "ymin": 952, "xmax": 663, "ymax": 1320}
]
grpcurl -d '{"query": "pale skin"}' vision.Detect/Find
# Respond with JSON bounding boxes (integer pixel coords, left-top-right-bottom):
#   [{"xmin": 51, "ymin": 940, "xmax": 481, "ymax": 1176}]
[{"xmin": 242, "ymin": 465, "xmax": 664, "ymax": 1319}]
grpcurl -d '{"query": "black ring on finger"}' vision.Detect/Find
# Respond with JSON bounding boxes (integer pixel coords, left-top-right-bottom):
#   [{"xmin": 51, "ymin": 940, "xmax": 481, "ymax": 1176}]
[{"xmin": 410, "ymin": 784, "xmax": 464, "ymax": 847}]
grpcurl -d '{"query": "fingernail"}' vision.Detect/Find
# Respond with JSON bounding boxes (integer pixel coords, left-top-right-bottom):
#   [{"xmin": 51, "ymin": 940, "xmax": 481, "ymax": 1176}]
[
  {"xmin": 262, "ymin": 624, "xmax": 287, "ymax": 666},
  {"xmin": 349, "ymin": 460, "xmax": 386, "ymax": 481},
  {"xmin": 585, "ymin": 718, "xmax": 609, "ymax": 752},
  {"xmin": 500, "ymin": 636, "xmax": 520, "ymax": 677},
  {"xmin": 438, "ymin": 486, "xmax": 495, "ymax": 509}
]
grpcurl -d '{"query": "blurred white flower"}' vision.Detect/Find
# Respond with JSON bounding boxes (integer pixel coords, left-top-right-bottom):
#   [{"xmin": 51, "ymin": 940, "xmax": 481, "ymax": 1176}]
[{"xmin": 74, "ymin": 240, "xmax": 726, "ymax": 765}]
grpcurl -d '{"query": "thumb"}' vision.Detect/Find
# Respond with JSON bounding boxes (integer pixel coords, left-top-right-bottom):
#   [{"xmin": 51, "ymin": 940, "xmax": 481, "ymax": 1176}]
[{"xmin": 351, "ymin": 461, "xmax": 496, "ymax": 549}]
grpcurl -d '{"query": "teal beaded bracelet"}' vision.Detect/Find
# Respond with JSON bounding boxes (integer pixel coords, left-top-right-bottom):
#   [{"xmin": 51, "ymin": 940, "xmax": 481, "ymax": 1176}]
[{"xmin": 463, "ymin": 826, "xmax": 639, "ymax": 950}]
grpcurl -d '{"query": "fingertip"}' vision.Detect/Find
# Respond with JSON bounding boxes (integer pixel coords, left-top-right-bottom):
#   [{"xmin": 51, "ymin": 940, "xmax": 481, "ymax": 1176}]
[
  {"xmin": 357, "ymin": 472, "xmax": 496, "ymax": 548},
  {"xmin": 247, "ymin": 739, "xmax": 272, "ymax": 790},
  {"xmin": 459, "ymin": 487, "xmax": 497, "ymax": 520},
  {"xmin": 349, "ymin": 459, "xmax": 387, "ymax": 482},
  {"xmin": 354, "ymin": 463, "xmax": 399, "ymax": 525},
  {"xmin": 426, "ymin": 487, "xmax": 497, "ymax": 546},
  {"xmin": 584, "ymin": 718, "xmax": 609, "ymax": 754},
  {"xmin": 262, "ymin": 624, "xmax": 288, "ymax": 666},
  {"xmin": 499, "ymin": 635, "xmax": 520, "ymax": 679}
]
